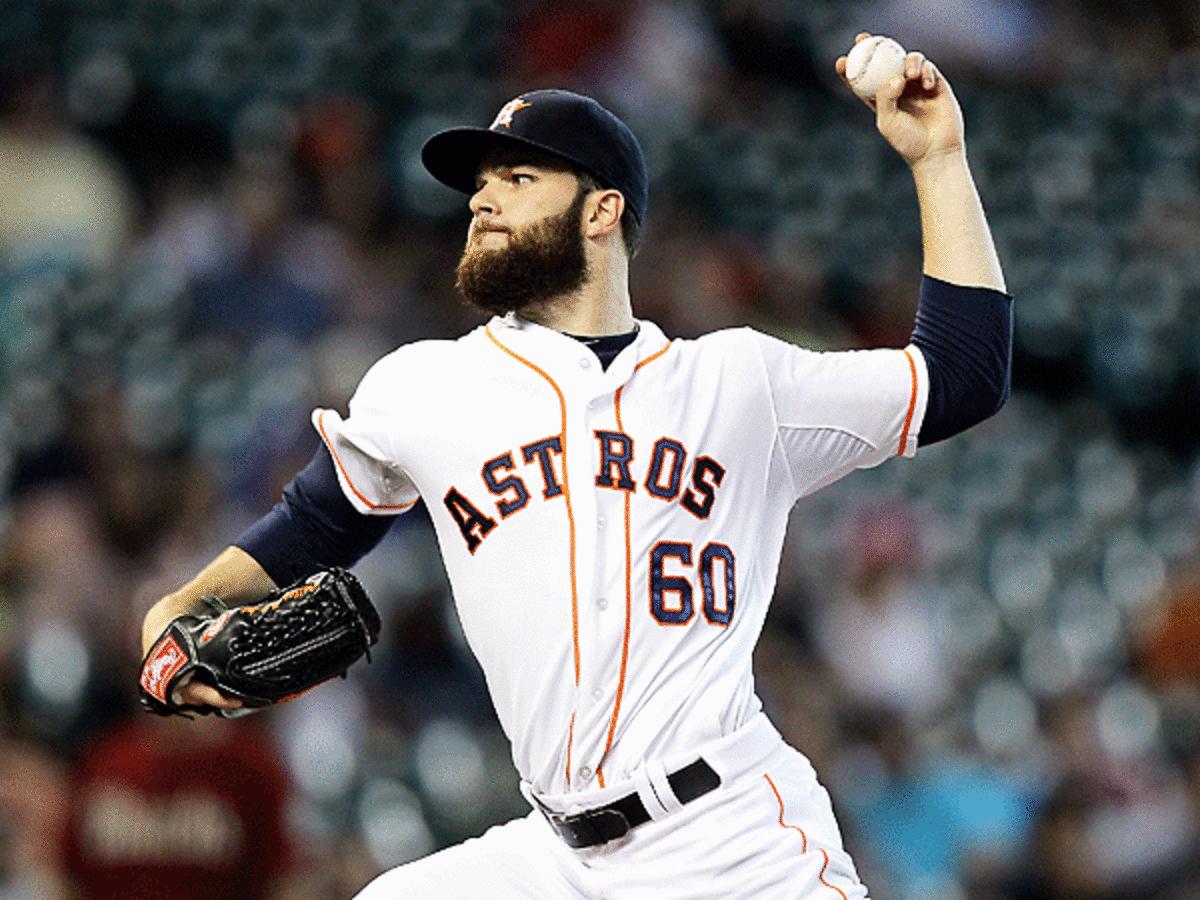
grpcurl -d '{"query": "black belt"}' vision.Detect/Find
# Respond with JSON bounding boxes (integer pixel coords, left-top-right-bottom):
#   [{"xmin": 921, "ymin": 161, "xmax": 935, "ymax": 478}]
[{"xmin": 538, "ymin": 758, "xmax": 721, "ymax": 849}]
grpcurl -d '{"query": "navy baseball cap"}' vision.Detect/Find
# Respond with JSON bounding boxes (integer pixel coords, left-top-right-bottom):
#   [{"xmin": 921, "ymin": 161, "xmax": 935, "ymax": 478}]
[{"xmin": 421, "ymin": 89, "xmax": 648, "ymax": 225}]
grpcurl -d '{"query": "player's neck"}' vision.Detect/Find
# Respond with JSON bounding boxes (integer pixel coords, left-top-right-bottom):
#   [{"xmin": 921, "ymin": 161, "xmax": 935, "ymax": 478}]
[{"xmin": 521, "ymin": 250, "xmax": 634, "ymax": 337}]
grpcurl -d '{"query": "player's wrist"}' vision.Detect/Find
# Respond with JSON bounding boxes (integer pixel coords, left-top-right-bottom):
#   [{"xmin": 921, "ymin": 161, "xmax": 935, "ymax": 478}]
[
  {"xmin": 909, "ymin": 144, "xmax": 968, "ymax": 178},
  {"xmin": 141, "ymin": 605, "xmax": 174, "ymax": 655},
  {"xmin": 141, "ymin": 591, "xmax": 201, "ymax": 654}
]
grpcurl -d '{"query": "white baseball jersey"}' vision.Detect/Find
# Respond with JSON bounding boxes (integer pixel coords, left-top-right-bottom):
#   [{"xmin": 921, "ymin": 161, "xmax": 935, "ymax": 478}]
[{"xmin": 315, "ymin": 314, "xmax": 928, "ymax": 801}]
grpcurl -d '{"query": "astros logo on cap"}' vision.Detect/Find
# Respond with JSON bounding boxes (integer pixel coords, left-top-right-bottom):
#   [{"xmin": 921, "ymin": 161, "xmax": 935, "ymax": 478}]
[{"xmin": 490, "ymin": 97, "xmax": 531, "ymax": 130}]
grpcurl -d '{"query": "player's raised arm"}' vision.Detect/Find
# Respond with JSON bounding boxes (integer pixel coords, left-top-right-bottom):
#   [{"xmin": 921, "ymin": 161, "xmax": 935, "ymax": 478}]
[
  {"xmin": 829, "ymin": 33, "xmax": 1012, "ymax": 447},
  {"xmin": 836, "ymin": 32, "xmax": 1005, "ymax": 291}
]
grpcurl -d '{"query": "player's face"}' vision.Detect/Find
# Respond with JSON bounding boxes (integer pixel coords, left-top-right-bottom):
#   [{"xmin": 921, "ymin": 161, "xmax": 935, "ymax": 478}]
[{"xmin": 455, "ymin": 152, "xmax": 591, "ymax": 315}]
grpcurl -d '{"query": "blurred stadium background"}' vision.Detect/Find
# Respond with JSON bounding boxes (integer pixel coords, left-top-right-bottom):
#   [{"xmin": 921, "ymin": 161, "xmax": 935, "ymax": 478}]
[{"xmin": 1, "ymin": 1, "xmax": 1199, "ymax": 898}]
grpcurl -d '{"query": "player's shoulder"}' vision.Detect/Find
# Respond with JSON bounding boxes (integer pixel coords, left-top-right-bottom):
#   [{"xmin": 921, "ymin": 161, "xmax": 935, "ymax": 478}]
[
  {"xmin": 644, "ymin": 328, "xmax": 790, "ymax": 395},
  {"xmin": 670, "ymin": 325, "xmax": 753, "ymax": 353},
  {"xmin": 679, "ymin": 325, "xmax": 818, "ymax": 363},
  {"xmin": 675, "ymin": 327, "xmax": 861, "ymax": 395}
]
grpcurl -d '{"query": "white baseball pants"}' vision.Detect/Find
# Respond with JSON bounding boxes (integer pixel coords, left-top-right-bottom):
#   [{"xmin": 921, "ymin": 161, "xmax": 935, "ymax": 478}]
[{"xmin": 356, "ymin": 714, "xmax": 869, "ymax": 899}]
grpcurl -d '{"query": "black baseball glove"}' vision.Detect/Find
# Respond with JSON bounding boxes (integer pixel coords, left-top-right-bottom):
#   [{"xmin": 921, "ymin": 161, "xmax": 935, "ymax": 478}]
[{"xmin": 138, "ymin": 568, "xmax": 381, "ymax": 718}]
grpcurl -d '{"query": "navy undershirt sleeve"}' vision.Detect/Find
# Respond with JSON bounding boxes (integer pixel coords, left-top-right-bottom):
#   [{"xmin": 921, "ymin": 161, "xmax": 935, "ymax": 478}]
[
  {"xmin": 234, "ymin": 445, "xmax": 396, "ymax": 586},
  {"xmin": 910, "ymin": 274, "xmax": 1013, "ymax": 445}
]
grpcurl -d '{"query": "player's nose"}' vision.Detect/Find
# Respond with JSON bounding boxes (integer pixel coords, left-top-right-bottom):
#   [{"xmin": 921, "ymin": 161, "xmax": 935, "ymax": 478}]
[{"xmin": 469, "ymin": 182, "xmax": 498, "ymax": 217}]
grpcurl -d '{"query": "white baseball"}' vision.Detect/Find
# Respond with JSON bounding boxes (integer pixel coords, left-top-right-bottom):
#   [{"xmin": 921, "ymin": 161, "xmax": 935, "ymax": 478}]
[{"xmin": 845, "ymin": 35, "xmax": 907, "ymax": 99}]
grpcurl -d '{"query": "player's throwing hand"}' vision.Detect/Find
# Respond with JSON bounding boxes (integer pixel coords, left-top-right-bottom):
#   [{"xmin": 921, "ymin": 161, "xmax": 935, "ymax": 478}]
[{"xmin": 836, "ymin": 32, "xmax": 965, "ymax": 169}]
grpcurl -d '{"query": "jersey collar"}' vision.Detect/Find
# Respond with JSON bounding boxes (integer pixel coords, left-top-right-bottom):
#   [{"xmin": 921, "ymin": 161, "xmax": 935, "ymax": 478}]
[{"xmin": 487, "ymin": 313, "xmax": 670, "ymax": 390}]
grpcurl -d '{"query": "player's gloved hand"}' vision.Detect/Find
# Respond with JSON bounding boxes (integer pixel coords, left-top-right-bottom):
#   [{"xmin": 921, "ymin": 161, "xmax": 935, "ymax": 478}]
[
  {"xmin": 835, "ymin": 31, "xmax": 965, "ymax": 168},
  {"xmin": 138, "ymin": 568, "xmax": 381, "ymax": 718}
]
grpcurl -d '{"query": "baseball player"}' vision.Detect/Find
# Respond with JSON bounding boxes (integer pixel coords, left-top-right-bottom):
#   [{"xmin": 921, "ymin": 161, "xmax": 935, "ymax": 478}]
[{"xmin": 142, "ymin": 34, "xmax": 1012, "ymax": 898}]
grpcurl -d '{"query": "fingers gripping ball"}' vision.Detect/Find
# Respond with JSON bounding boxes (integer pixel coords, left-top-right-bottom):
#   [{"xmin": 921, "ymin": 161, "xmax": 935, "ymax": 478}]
[
  {"xmin": 138, "ymin": 569, "xmax": 381, "ymax": 718},
  {"xmin": 845, "ymin": 35, "xmax": 908, "ymax": 99}
]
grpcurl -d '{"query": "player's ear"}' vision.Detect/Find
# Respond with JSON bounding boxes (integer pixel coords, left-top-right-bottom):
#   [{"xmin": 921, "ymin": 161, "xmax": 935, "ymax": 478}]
[{"xmin": 584, "ymin": 189, "xmax": 625, "ymax": 241}]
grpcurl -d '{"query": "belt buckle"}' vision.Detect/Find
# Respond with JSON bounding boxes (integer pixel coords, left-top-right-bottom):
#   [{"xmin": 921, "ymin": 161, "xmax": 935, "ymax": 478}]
[
  {"xmin": 542, "ymin": 805, "xmax": 631, "ymax": 849},
  {"xmin": 555, "ymin": 807, "xmax": 631, "ymax": 849}
]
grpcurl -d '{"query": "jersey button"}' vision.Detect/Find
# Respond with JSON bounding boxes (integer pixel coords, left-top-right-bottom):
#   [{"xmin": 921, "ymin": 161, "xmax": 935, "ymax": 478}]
[
  {"xmin": 597, "ymin": 597, "xmax": 608, "ymax": 610},
  {"xmin": 579, "ymin": 766, "xmax": 593, "ymax": 781},
  {"xmin": 579, "ymin": 357, "xmax": 592, "ymax": 369},
  {"xmin": 597, "ymin": 516, "xmax": 607, "ymax": 529},
  {"xmin": 592, "ymin": 688, "xmax": 602, "ymax": 700}
]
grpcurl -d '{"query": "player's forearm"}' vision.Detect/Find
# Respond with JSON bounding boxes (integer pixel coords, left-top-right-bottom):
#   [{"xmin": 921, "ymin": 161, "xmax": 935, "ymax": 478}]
[
  {"xmin": 911, "ymin": 149, "xmax": 1006, "ymax": 293},
  {"xmin": 141, "ymin": 546, "xmax": 277, "ymax": 654}
]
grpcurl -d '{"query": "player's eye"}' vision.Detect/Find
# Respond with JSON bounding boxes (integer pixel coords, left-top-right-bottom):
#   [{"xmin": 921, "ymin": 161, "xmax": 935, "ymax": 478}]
[{"xmin": 512, "ymin": 172, "xmax": 534, "ymax": 185}]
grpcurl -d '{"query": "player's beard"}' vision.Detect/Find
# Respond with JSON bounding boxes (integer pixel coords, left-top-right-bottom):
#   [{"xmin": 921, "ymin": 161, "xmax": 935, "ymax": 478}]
[{"xmin": 455, "ymin": 189, "xmax": 590, "ymax": 316}]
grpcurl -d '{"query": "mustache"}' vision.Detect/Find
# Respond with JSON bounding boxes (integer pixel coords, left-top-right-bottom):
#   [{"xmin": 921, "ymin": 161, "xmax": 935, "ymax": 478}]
[{"xmin": 470, "ymin": 220, "xmax": 512, "ymax": 238}]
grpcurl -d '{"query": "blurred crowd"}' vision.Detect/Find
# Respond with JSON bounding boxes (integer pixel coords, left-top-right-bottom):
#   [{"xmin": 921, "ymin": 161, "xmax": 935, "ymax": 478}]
[{"xmin": 1, "ymin": 1, "xmax": 1199, "ymax": 898}]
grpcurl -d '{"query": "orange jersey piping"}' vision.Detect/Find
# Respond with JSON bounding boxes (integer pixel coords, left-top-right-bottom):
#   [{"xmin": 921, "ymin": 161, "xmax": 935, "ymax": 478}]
[
  {"xmin": 897, "ymin": 348, "xmax": 919, "ymax": 456},
  {"xmin": 485, "ymin": 324, "xmax": 582, "ymax": 788},
  {"xmin": 565, "ymin": 712, "xmax": 576, "ymax": 787},
  {"xmin": 485, "ymin": 325, "xmax": 581, "ymax": 683},
  {"xmin": 763, "ymin": 773, "xmax": 849, "ymax": 900},
  {"xmin": 595, "ymin": 340, "xmax": 672, "ymax": 785}
]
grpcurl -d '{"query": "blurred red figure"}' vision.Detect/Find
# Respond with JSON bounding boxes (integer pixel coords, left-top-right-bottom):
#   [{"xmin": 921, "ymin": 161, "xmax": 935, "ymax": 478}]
[{"xmin": 61, "ymin": 716, "xmax": 293, "ymax": 900}]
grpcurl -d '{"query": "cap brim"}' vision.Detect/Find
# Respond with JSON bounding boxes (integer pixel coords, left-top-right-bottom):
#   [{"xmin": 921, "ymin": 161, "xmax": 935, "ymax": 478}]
[{"xmin": 421, "ymin": 127, "xmax": 598, "ymax": 196}]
